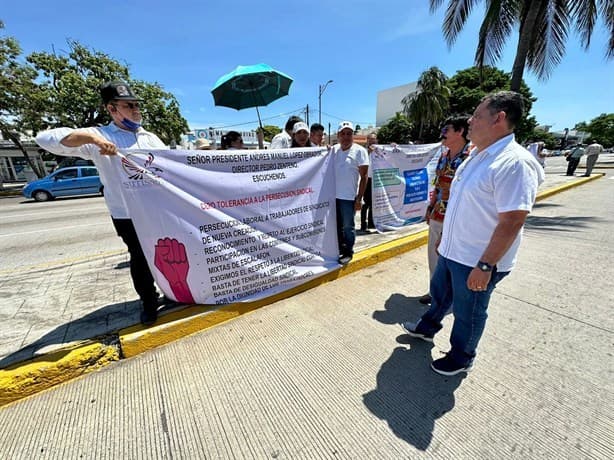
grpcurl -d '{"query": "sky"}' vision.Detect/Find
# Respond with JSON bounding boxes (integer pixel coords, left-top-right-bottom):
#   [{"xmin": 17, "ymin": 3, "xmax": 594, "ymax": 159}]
[{"xmin": 3, "ymin": 0, "xmax": 613, "ymax": 135}]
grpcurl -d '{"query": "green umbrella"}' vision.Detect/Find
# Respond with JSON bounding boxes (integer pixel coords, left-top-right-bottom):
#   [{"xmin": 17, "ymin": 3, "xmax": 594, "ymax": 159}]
[{"xmin": 211, "ymin": 64, "xmax": 293, "ymax": 147}]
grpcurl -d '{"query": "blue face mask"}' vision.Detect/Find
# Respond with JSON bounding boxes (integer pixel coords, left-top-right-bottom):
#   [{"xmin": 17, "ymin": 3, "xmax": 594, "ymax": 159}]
[{"xmin": 121, "ymin": 117, "xmax": 141, "ymax": 131}]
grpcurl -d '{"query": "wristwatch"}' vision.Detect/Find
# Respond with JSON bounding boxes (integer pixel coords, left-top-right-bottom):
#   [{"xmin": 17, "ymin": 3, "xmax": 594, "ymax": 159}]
[{"xmin": 477, "ymin": 261, "xmax": 494, "ymax": 272}]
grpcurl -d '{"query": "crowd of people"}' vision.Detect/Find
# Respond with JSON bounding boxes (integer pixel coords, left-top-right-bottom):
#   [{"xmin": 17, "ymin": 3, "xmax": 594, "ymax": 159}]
[{"xmin": 37, "ymin": 80, "xmax": 596, "ymax": 378}]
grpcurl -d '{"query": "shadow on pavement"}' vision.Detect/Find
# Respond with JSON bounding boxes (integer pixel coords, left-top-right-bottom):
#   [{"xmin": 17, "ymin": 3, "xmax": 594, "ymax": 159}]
[
  {"xmin": 364, "ymin": 293, "xmax": 465, "ymax": 450},
  {"xmin": 0, "ymin": 300, "xmax": 141, "ymax": 369},
  {"xmin": 525, "ymin": 214, "xmax": 603, "ymax": 232}
]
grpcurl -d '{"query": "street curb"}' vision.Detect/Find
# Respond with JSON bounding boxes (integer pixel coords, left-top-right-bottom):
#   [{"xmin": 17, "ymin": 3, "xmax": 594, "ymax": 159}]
[
  {"xmin": 0, "ymin": 174, "xmax": 601, "ymax": 407},
  {"xmin": 535, "ymin": 173, "xmax": 603, "ymax": 201},
  {"xmin": 0, "ymin": 338, "xmax": 120, "ymax": 406}
]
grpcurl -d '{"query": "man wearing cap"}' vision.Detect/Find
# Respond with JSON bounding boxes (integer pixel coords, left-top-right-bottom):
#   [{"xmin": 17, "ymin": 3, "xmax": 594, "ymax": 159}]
[
  {"xmin": 332, "ymin": 121, "xmax": 369, "ymax": 265},
  {"xmin": 35, "ymin": 81, "xmax": 167, "ymax": 326}
]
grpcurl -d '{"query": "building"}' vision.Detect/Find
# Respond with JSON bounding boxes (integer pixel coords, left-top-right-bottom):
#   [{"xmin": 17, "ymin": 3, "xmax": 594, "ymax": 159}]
[
  {"xmin": 184, "ymin": 128, "xmax": 264, "ymax": 149},
  {"xmin": 376, "ymin": 81, "xmax": 417, "ymax": 127},
  {"xmin": 0, "ymin": 139, "xmax": 49, "ymax": 182}
]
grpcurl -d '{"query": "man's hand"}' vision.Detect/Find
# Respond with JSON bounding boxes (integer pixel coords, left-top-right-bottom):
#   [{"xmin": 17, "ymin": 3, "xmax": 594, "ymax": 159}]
[
  {"xmin": 92, "ymin": 135, "xmax": 118, "ymax": 155},
  {"xmin": 467, "ymin": 268, "xmax": 492, "ymax": 292}
]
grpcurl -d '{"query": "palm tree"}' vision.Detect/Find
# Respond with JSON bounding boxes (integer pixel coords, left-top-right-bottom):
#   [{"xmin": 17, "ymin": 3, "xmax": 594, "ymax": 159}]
[
  {"xmin": 429, "ymin": 0, "xmax": 614, "ymax": 91},
  {"xmin": 402, "ymin": 66, "xmax": 451, "ymax": 140}
]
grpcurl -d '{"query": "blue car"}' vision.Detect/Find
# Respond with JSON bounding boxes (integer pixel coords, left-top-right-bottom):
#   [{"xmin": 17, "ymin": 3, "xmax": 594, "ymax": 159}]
[{"xmin": 23, "ymin": 166, "xmax": 104, "ymax": 202}]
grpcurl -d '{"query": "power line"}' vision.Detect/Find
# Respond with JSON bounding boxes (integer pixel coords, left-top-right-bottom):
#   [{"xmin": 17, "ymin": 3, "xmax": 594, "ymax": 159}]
[{"xmin": 197, "ymin": 107, "xmax": 306, "ymax": 130}]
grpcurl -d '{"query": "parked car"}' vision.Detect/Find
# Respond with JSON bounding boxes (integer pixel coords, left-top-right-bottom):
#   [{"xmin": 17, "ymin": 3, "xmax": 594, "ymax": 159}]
[{"xmin": 22, "ymin": 166, "xmax": 104, "ymax": 202}]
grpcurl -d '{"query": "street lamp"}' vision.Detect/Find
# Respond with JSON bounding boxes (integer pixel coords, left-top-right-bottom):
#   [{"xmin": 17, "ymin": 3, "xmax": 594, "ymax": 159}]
[{"xmin": 318, "ymin": 80, "xmax": 333, "ymax": 125}]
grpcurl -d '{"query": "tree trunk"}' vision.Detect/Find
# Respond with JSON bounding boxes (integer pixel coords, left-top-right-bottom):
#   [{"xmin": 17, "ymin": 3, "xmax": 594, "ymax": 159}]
[
  {"xmin": 0, "ymin": 126, "xmax": 45, "ymax": 179},
  {"xmin": 510, "ymin": 0, "xmax": 545, "ymax": 92}
]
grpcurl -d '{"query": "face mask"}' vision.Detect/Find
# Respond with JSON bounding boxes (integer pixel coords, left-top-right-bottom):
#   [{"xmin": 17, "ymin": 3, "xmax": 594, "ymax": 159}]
[{"xmin": 121, "ymin": 117, "xmax": 141, "ymax": 131}]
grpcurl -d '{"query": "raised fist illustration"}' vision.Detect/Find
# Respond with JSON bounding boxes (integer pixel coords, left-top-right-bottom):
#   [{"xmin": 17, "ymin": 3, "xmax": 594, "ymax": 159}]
[{"xmin": 154, "ymin": 237, "xmax": 195, "ymax": 304}]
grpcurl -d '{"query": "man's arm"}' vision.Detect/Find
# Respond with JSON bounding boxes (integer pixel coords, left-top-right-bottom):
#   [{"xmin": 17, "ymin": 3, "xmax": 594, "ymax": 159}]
[
  {"xmin": 467, "ymin": 210, "xmax": 529, "ymax": 291},
  {"xmin": 355, "ymin": 165, "xmax": 368, "ymax": 211},
  {"xmin": 60, "ymin": 129, "xmax": 118, "ymax": 155}
]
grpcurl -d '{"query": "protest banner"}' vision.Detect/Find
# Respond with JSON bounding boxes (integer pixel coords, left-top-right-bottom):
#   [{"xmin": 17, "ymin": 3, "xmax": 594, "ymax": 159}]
[
  {"xmin": 370, "ymin": 143, "xmax": 442, "ymax": 231},
  {"xmin": 115, "ymin": 147, "xmax": 338, "ymax": 305}
]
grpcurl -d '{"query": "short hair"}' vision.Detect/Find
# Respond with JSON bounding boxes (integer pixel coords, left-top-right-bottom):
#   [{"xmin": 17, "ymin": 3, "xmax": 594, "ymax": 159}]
[
  {"xmin": 221, "ymin": 131, "xmax": 242, "ymax": 149},
  {"xmin": 285, "ymin": 116, "xmax": 303, "ymax": 132},
  {"xmin": 310, "ymin": 123, "xmax": 324, "ymax": 133},
  {"xmin": 482, "ymin": 91, "xmax": 524, "ymax": 127},
  {"xmin": 442, "ymin": 115, "xmax": 470, "ymax": 141}
]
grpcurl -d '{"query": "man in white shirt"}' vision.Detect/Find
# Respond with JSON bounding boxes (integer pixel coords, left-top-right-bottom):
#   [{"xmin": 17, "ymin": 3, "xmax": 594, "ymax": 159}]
[
  {"xmin": 332, "ymin": 121, "xmax": 369, "ymax": 265},
  {"xmin": 36, "ymin": 81, "xmax": 167, "ymax": 326},
  {"xmin": 270, "ymin": 116, "xmax": 303, "ymax": 149},
  {"xmin": 401, "ymin": 91, "xmax": 544, "ymax": 376},
  {"xmin": 583, "ymin": 140, "xmax": 603, "ymax": 176}
]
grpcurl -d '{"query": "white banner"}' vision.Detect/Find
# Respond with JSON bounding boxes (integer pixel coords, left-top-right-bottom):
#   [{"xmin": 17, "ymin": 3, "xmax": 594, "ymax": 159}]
[
  {"xmin": 114, "ymin": 147, "xmax": 338, "ymax": 305},
  {"xmin": 371, "ymin": 143, "xmax": 442, "ymax": 231}
]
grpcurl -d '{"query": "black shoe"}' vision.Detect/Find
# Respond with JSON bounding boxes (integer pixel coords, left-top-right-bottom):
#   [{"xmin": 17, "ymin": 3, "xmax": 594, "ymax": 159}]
[
  {"xmin": 431, "ymin": 355, "xmax": 473, "ymax": 376},
  {"xmin": 399, "ymin": 320, "xmax": 435, "ymax": 342},
  {"xmin": 338, "ymin": 254, "xmax": 353, "ymax": 265},
  {"xmin": 140, "ymin": 308, "xmax": 158, "ymax": 326},
  {"xmin": 418, "ymin": 294, "xmax": 432, "ymax": 304}
]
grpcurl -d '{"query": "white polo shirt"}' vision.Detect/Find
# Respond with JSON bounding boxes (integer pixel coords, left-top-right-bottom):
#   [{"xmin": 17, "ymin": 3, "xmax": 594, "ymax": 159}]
[
  {"xmin": 438, "ymin": 134, "xmax": 545, "ymax": 272},
  {"xmin": 35, "ymin": 123, "xmax": 166, "ymax": 219},
  {"xmin": 332, "ymin": 143, "xmax": 369, "ymax": 200}
]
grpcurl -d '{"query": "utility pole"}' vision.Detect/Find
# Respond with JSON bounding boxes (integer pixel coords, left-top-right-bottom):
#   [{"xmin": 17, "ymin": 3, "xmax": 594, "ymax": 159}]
[
  {"xmin": 306, "ymin": 104, "xmax": 310, "ymax": 126},
  {"xmin": 318, "ymin": 80, "xmax": 333, "ymax": 125}
]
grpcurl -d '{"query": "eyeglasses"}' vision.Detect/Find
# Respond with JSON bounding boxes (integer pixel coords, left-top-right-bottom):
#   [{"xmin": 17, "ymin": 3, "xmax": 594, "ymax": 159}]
[{"xmin": 115, "ymin": 102, "xmax": 140, "ymax": 109}]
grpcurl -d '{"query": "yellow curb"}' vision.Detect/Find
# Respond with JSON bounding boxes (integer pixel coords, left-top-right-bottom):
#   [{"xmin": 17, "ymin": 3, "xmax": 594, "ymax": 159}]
[
  {"xmin": 536, "ymin": 173, "xmax": 604, "ymax": 202},
  {"xmin": 0, "ymin": 340, "xmax": 120, "ymax": 407},
  {"xmin": 120, "ymin": 229, "xmax": 430, "ymax": 357}
]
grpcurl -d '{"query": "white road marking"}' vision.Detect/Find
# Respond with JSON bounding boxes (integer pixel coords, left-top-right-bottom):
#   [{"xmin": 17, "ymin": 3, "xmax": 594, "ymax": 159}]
[{"xmin": 0, "ymin": 222, "xmax": 106, "ymax": 238}]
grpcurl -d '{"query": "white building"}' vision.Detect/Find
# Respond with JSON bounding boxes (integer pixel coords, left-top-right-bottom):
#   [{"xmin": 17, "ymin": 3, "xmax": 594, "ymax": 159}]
[{"xmin": 376, "ymin": 81, "xmax": 417, "ymax": 127}]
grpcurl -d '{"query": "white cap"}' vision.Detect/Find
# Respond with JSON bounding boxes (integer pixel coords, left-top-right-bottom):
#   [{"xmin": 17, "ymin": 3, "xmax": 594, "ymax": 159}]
[
  {"xmin": 292, "ymin": 122, "xmax": 309, "ymax": 134},
  {"xmin": 337, "ymin": 121, "xmax": 354, "ymax": 133}
]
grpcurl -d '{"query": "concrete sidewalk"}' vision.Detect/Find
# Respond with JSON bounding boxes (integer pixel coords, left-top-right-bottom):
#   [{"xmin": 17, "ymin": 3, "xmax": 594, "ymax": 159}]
[
  {"xmin": 0, "ymin": 170, "xmax": 611, "ymax": 459},
  {"xmin": 0, "ymin": 171, "xmax": 604, "ymax": 407}
]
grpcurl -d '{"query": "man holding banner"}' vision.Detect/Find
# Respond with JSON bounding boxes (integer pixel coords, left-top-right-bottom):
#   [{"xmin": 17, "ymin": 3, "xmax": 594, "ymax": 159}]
[
  {"xmin": 36, "ymin": 81, "xmax": 167, "ymax": 326},
  {"xmin": 401, "ymin": 91, "xmax": 544, "ymax": 376},
  {"xmin": 333, "ymin": 121, "xmax": 369, "ymax": 265}
]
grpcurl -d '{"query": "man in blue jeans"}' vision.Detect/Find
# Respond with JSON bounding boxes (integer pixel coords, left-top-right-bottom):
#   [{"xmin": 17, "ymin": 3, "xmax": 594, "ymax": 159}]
[
  {"xmin": 332, "ymin": 121, "xmax": 369, "ymax": 265},
  {"xmin": 401, "ymin": 91, "xmax": 545, "ymax": 375}
]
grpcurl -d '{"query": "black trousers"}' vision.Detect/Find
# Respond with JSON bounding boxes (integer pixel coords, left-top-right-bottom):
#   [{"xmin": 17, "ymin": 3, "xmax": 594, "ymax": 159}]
[
  {"xmin": 360, "ymin": 177, "xmax": 374, "ymax": 230},
  {"xmin": 112, "ymin": 218, "xmax": 158, "ymax": 310},
  {"xmin": 566, "ymin": 157, "xmax": 580, "ymax": 175}
]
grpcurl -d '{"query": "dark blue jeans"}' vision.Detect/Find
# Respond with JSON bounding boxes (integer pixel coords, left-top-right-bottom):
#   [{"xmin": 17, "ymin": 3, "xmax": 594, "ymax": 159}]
[
  {"xmin": 336, "ymin": 198, "xmax": 356, "ymax": 257},
  {"xmin": 419, "ymin": 256, "xmax": 509, "ymax": 366}
]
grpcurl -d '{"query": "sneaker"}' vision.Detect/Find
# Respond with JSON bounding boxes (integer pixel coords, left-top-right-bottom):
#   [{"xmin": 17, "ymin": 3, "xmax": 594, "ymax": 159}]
[
  {"xmin": 399, "ymin": 320, "xmax": 434, "ymax": 343},
  {"xmin": 338, "ymin": 254, "xmax": 353, "ymax": 265},
  {"xmin": 418, "ymin": 294, "xmax": 432, "ymax": 305},
  {"xmin": 431, "ymin": 355, "xmax": 473, "ymax": 376},
  {"xmin": 140, "ymin": 308, "xmax": 158, "ymax": 326}
]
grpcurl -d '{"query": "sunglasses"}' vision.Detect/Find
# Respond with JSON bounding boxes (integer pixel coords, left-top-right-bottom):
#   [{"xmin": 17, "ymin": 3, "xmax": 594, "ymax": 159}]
[{"xmin": 115, "ymin": 102, "xmax": 141, "ymax": 109}]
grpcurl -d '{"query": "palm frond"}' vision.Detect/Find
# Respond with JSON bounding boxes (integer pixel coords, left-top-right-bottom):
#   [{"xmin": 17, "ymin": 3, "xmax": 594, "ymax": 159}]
[
  {"xmin": 599, "ymin": 0, "xmax": 614, "ymax": 58},
  {"xmin": 475, "ymin": 0, "xmax": 519, "ymax": 68},
  {"xmin": 441, "ymin": 0, "xmax": 480, "ymax": 46},
  {"xmin": 570, "ymin": 0, "xmax": 598, "ymax": 49},
  {"xmin": 429, "ymin": 0, "xmax": 447, "ymax": 14},
  {"xmin": 527, "ymin": 0, "xmax": 570, "ymax": 80}
]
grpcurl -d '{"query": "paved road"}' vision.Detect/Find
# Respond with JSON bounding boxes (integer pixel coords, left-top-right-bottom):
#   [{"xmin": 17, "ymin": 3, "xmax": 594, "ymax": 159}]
[
  {"xmin": 0, "ymin": 195, "xmax": 121, "ymax": 271},
  {"xmin": 0, "ymin": 167, "xmax": 612, "ymax": 458}
]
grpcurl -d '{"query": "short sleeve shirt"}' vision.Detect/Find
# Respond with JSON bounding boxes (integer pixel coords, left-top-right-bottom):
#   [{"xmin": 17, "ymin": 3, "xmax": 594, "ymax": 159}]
[{"xmin": 438, "ymin": 134, "xmax": 545, "ymax": 272}]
